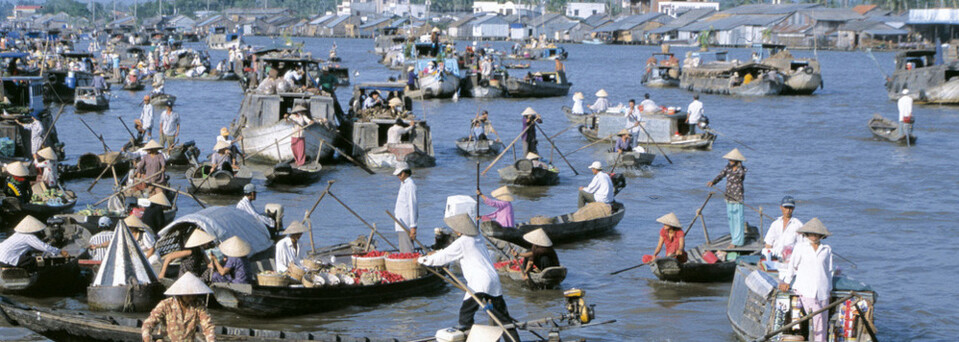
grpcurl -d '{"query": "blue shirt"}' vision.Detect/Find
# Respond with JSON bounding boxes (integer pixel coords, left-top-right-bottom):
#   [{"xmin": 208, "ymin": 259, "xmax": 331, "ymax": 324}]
[
  {"xmin": 615, "ymin": 137, "xmax": 632, "ymax": 152},
  {"xmin": 211, "ymin": 257, "xmax": 251, "ymax": 284}
]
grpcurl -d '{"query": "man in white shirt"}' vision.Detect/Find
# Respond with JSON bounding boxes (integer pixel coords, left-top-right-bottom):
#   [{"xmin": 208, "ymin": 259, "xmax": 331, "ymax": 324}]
[
  {"xmin": 418, "ymin": 214, "xmax": 518, "ymax": 339},
  {"xmin": 578, "ymin": 161, "xmax": 613, "ymax": 208},
  {"xmin": 275, "ymin": 221, "xmax": 308, "ymax": 273},
  {"xmin": 639, "ymin": 93, "xmax": 659, "ymax": 114},
  {"xmin": 393, "ymin": 163, "xmax": 417, "ymax": 253},
  {"xmin": 624, "ymin": 99, "xmax": 641, "ymax": 136},
  {"xmin": 778, "ymin": 218, "xmax": 834, "ymax": 342},
  {"xmin": 686, "ymin": 94, "xmax": 704, "ymax": 134},
  {"xmin": 283, "ymin": 67, "xmax": 303, "ymax": 87},
  {"xmin": 0, "ymin": 216, "xmax": 68, "ymax": 269},
  {"xmin": 140, "ymin": 95, "xmax": 154, "ymax": 138},
  {"xmin": 236, "ymin": 184, "xmax": 274, "ymax": 229},
  {"xmin": 387, "ymin": 118, "xmax": 415, "ymax": 144},
  {"xmin": 763, "ymin": 196, "xmax": 803, "ymax": 261},
  {"xmin": 898, "ymin": 88, "xmax": 913, "ymax": 135}
]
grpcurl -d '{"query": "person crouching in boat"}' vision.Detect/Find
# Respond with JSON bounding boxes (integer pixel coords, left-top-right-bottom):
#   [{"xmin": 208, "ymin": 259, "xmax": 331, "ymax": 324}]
[
  {"xmin": 160, "ymin": 229, "xmax": 215, "ymax": 279},
  {"xmin": 418, "ymin": 214, "xmax": 520, "ymax": 340},
  {"xmin": 275, "ymin": 221, "xmax": 309, "ymax": 273},
  {"xmin": 513, "ymin": 228, "xmax": 559, "ymax": 280},
  {"xmin": 141, "ymin": 272, "xmax": 216, "ymax": 342},
  {"xmin": 4, "ymin": 162, "xmax": 33, "ymax": 203},
  {"xmin": 33, "ymin": 147, "xmax": 60, "ymax": 190},
  {"xmin": 0, "ymin": 216, "xmax": 70, "ymax": 270},
  {"xmin": 209, "ymin": 236, "xmax": 252, "ymax": 284},
  {"xmin": 614, "ymin": 130, "xmax": 633, "ymax": 153},
  {"xmin": 777, "ymin": 218, "xmax": 834, "ymax": 342},
  {"xmin": 651, "ymin": 213, "xmax": 686, "ymax": 263},
  {"xmin": 763, "ymin": 196, "xmax": 802, "ymax": 261},
  {"xmin": 526, "ymin": 152, "xmax": 548, "ymax": 170},
  {"xmin": 478, "ymin": 186, "xmax": 514, "ymax": 229},
  {"xmin": 210, "ymin": 141, "xmax": 237, "ymax": 174},
  {"xmin": 578, "ymin": 161, "xmax": 614, "ymax": 209}
]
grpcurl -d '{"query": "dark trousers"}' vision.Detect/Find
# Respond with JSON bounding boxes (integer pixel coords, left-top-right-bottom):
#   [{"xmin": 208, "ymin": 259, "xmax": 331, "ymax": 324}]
[{"xmin": 458, "ymin": 293, "xmax": 519, "ymax": 340}]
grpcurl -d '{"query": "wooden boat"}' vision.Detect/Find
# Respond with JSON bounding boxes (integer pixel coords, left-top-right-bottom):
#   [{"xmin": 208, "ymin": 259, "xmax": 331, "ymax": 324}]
[
  {"xmin": 680, "ymin": 51, "xmax": 784, "ymax": 96},
  {"xmin": 578, "ymin": 112, "xmax": 715, "ymax": 150},
  {"xmin": 512, "ymin": 46, "xmax": 568, "ymax": 61},
  {"xmin": 59, "ymin": 152, "xmax": 131, "ymax": 181},
  {"xmin": 497, "ymin": 159, "xmax": 560, "ymax": 186},
  {"xmin": 496, "ymin": 264, "xmax": 567, "ymax": 290},
  {"xmin": 211, "ymin": 271, "xmax": 446, "ymax": 317},
  {"xmin": 42, "ymin": 52, "xmax": 95, "ymax": 103},
  {"xmin": 642, "ymin": 53, "xmax": 681, "ymax": 88},
  {"xmin": 406, "ymin": 58, "xmax": 462, "ymax": 99},
  {"xmin": 121, "ymin": 80, "xmax": 144, "ymax": 91},
  {"xmin": 563, "ymin": 106, "xmax": 591, "ymax": 124},
  {"xmin": 480, "ymin": 203, "xmax": 625, "ymax": 245},
  {"xmin": 606, "ymin": 150, "xmax": 655, "ymax": 169},
  {"xmin": 265, "ymin": 161, "xmax": 323, "ymax": 186},
  {"xmin": 148, "ymin": 93, "xmax": 175, "ymax": 110},
  {"xmin": 0, "ymin": 257, "xmax": 87, "ymax": 296},
  {"xmin": 504, "ymin": 71, "xmax": 572, "ymax": 98},
  {"xmin": 868, "ymin": 114, "xmax": 916, "ymax": 145},
  {"xmin": 650, "ymin": 229, "xmax": 762, "ymax": 283},
  {"xmin": 73, "ymin": 86, "xmax": 109, "ymax": 112},
  {"xmin": 185, "ymin": 164, "xmax": 252, "ymax": 194},
  {"xmin": 2, "ymin": 189, "xmax": 79, "ymax": 222},
  {"xmin": 727, "ymin": 262, "xmax": 877, "ymax": 342},
  {"xmin": 504, "ymin": 63, "xmax": 530, "ymax": 69},
  {"xmin": 353, "ymin": 119, "xmax": 436, "ymax": 170},
  {"xmin": 455, "ymin": 137, "xmax": 505, "ymax": 156},
  {"xmin": 753, "ymin": 43, "xmax": 821, "ymax": 95},
  {"xmin": 120, "ymin": 140, "xmax": 199, "ymax": 166},
  {"xmin": 886, "ymin": 49, "xmax": 959, "ymax": 104},
  {"xmin": 459, "ymin": 73, "xmax": 505, "ymax": 98}
]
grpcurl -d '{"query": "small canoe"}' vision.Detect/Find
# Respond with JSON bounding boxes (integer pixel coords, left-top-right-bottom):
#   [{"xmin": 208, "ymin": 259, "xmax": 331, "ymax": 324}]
[
  {"xmin": 149, "ymin": 93, "xmax": 175, "ymax": 109},
  {"xmin": 480, "ymin": 204, "xmax": 625, "ymax": 246},
  {"xmin": 60, "ymin": 152, "xmax": 132, "ymax": 181},
  {"xmin": 2, "ymin": 193, "xmax": 79, "ymax": 222},
  {"xmin": 495, "ymin": 263, "xmax": 567, "ymax": 290},
  {"xmin": 562, "ymin": 106, "xmax": 591, "ymax": 124},
  {"xmin": 606, "ymin": 151, "xmax": 655, "ymax": 169},
  {"xmin": 649, "ymin": 229, "xmax": 762, "ymax": 283},
  {"xmin": 867, "ymin": 113, "xmax": 916, "ymax": 145},
  {"xmin": 0, "ymin": 257, "xmax": 88, "ymax": 297},
  {"xmin": 455, "ymin": 137, "xmax": 505, "ymax": 156},
  {"xmin": 497, "ymin": 159, "xmax": 559, "ymax": 186},
  {"xmin": 265, "ymin": 161, "xmax": 323, "ymax": 186},
  {"xmin": 185, "ymin": 164, "xmax": 252, "ymax": 194}
]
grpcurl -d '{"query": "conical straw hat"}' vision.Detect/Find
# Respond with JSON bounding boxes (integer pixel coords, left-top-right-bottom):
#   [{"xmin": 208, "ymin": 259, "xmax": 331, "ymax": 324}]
[
  {"xmin": 444, "ymin": 213, "xmax": 478, "ymax": 236},
  {"xmin": 38, "ymin": 147, "xmax": 57, "ymax": 161},
  {"xmin": 797, "ymin": 217, "xmax": 831, "ymax": 237},
  {"xmin": 14, "ymin": 215, "xmax": 46, "ymax": 233},
  {"xmin": 522, "ymin": 228, "xmax": 553, "ymax": 247},
  {"xmin": 656, "ymin": 212, "xmax": 682, "ymax": 228},
  {"xmin": 521, "ymin": 107, "xmax": 537, "ymax": 116},
  {"xmin": 5, "ymin": 161, "xmax": 29, "ymax": 177},
  {"xmin": 466, "ymin": 324, "xmax": 504, "ymax": 342},
  {"xmin": 572, "ymin": 92, "xmax": 584, "ymax": 100},
  {"xmin": 722, "ymin": 148, "xmax": 746, "ymax": 162},
  {"xmin": 617, "ymin": 129, "xmax": 631, "ymax": 136},
  {"xmin": 184, "ymin": 229, "xmax": 214, "ymax": 248},
  {"xmin": 490, "ymin": 186, "xmax": 513, "ymax": 202},
  {"xmin": 526, "ymin": 152, "xmax": 540, "ymax": 160},
  {"xmin": 149, "ymin": 192, "xmax": 171, "ymax": 207},
  {"xmin": 219, "ymin": 236, "xmax": 252, "ymax": 257},
  {"xmin": 142, "ymin": 140, "xmax": 163, "ymax": 150},
  {"xmin": 124, "ymin": 215, "xmax": 149, "ymax": 230},
  {"xmin": 595, "ymin": 89, "xmax": 608, "ymax": 97},
  {"xmin": 388, "ymin": 97, "xmax": 403, "ymax": 107},
  {"xmin": 213, "ymin": 140, "xmax": 230, "ymax": 151},
  {"xmin": 164, "ymin": 272, "xmax": 213, "ymax": 296},
  {"xmin": 282, "ymin": 221, "xmax": 309, "ymax": 235},
  {"xmin": 292, "ymin": 104, "xmax": 309, "ymax": 113}
]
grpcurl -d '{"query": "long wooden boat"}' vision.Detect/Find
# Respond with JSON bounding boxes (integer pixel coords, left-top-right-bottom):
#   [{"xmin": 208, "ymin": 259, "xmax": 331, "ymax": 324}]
[
  {"xmin": 727, "ymin": 262, "xmax": 877, "ymax": 342},
  {"xmin": 504, "ymin": 71, "xmax": 571, "ymax": 98},
  {"xmin": 0, "ymin": 257, "xmax": 87, "ymax": 296},
  {"xmin": 606, "ymin": 151, "xmax": 655, "ymax": 169},
  {"xmin": 579, "ymin": 124, "xmax": 714, "ymax": 150},
  {"xmin": 406, "ymin": 59, "xmax": 461, "ymax": 99},
  {"xmin": 265, "ymin": 161, "xmax": 323, "ymax": 186},
  {"xmin": 455, "ymin": 137, "xmax": 505, "ymax": 156},
  {"xmin": 185, "ymin": 164, "xmax": 252, "ymax": 195},
  {"xmin": 497, "ymin": 160, "xmax": 560, "ymax": 186},
  {"xmin": 642, "ymin": 54, "xmax": 681, "ymax": 88},
  {"xmin": 211, "ymin": 271, "xmax": 446, "ymax": 317},
  {"xmin": 121, "ymin": 81, "xmax": 145, "ymax": 91},
  {"xmin": 680, "ymin": 51, "xmax": 783, "ymax": 96},
  {"xmin": 886, "ymin": 49, "xmax": 959, "ymax": 104},
  {"xmin": 480, "ymin": 204, "xmax": 625, "ymax": 246},
  {"xmin": 495, "ymin": 264, "xmax": 567, "ymax": 290},
  {"xmin": 562, "ymin": 105, "xmax": 592, "ymax": 124},
  {"xmin": 60, "ymin": 152, "xmax": 132, "ymax": 181},
  {"xmin": 148, "ymin": 93, "xmax": 175, "ymax": 110},
  {"xmin": 867, "ymin": 114, "xmax": 916, "ymax": 145},
  {"xmin": 73, "ymin": 86, "xmax": 110, "ymax": 112},
  {"xmin": 753, "ymin": 43, "xmax": 821, "ymax": 95},
  {"xmin": 459, "ymin": 73, "xmax": 505, "ymax": 98},
  {"xmin": 649, "ymin": 229, "xmax": 762, "ymax": 283},
  {"xmin": 9, "ymin": 196, "xmax": 79, "ymax": 221}
]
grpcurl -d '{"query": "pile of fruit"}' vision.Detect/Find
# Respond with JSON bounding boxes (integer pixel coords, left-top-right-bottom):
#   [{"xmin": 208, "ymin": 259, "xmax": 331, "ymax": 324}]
[
  {"xmin": 387, "ymin": 252, "xmax": 420, "ymax": 260},
  {"xmin": 355, "ymin": 250, "xmax": 388, "ymax": 258},
  {"xmin": 31, "ymin": 189, "xmax": 69, "ymax": 206},
  {"xmin": 493, "ymin": 259, "xmax": 523, "ymax": 271},
  {"xmin": 353, "ymin": 268, "xmax": 405, "ymax": 285},
  {"xmin": 76, "ymin": 205, "xmax": 116, "ymax": 217}
]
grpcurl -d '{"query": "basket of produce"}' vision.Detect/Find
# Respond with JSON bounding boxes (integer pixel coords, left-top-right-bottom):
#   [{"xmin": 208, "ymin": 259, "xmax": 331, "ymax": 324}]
[
  {"xmin": 494, "ymin": 259, "xmax": 523, "ymax": 275},
  {"xmin": 352, "ymin": 250, "xmax": 388, "ymax": 271},
  {"xmin": 353, "ymin": 269, "xmax": 405, "ymax": 285},
  {"xmin": 257, "ymin": 271, "xmax": 290, "ymax": 287},
  {"xmin": 287, "ymin": 263, "xmax": 306, "ymax": 281},
  {"xmin": 302, "ymin": 258, "xmax": 323, "ymax": 271},
  {"xmin": 385, "ymin": 253, "xmax": 424, "ymax": 280}
]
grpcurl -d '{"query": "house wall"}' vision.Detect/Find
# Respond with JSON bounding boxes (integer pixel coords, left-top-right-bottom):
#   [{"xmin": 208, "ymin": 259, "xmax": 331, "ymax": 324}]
[
  {"xmin": 474, "ymin": 23, "xmax": 509, "ymax": 38},
  {"xmin": 566, "ymin": 3, "xmax": 606, "ymax": 19}
]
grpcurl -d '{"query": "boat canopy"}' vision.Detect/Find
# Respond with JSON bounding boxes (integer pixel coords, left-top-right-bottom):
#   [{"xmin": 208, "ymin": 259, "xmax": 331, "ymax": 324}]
[
  {"xmin": 60, "ymin": 52, "xmax": 94, "ymax": 58},
  {"xmin": 0, "ymin": 52, "xmax": 29, "ymax": 59},
  {"xmin": 158, "ymin": 206, "xmax": 273, "ymax": 255}
]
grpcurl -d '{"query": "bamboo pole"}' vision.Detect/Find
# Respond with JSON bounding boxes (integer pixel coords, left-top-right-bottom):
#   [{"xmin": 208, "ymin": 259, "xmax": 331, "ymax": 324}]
[{"xmin": 481, "ymin": 124, "xmax": 533, "ymax": 176}]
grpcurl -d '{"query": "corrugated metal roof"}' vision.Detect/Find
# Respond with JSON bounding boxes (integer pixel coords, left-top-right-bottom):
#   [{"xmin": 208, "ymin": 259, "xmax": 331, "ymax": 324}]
[
  {"xmin": 326, "ymin": 15, "xmax": 351, "ymax": 28},
  {"xmin": 474, "ymin": 15, "xmax": 509, "ymax": 26},
  {"xmin": 650, "ymin": 8, "xmax": 716, "ymax": 34},
  {"xmin": 583, "ymin": 13, "xmax": 613, "ymax": 27},
  {"xmin": 722, "ymin": 4, "xmax": 820, "ymax": 15},
  {"xmin": 530, "ymin": 13, "xmax": 563, "ymax": 27},
  {"xmin": 799, "ymin": 8, "xmax": 863, "ymax": 22},
  {"xmin": 359, "ymin": 17, "xmax": 392, "ymax": 29},
  {"xmin": 592, "ymin": 13, "xmax": 665, "ymax": 32},
  {"xmin": 679, "ymin": 14, "xmax": 786, "ymax": 32},
  {"xmin": 908, "ymin": 8, "xmax": 959, "ymax": 24},
  {"xmin": 310, "ymin": 14, "xmax": 336, "ymax": 25},
  {"xmin": 450, "ymin": 14, "xmax": 479, "ymax": 28}
]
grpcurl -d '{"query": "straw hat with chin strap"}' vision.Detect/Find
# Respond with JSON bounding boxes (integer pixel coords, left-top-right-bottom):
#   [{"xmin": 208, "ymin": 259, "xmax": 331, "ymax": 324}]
[
  {"xmin": 219, "ymin": 236, "xmax": 252, "ymax": 258},
  {"xmin": 142, "ymin": 140, "xmax": 163, "ymax": 150},
  {"xmin": 5, "ymin": 161, "xmax": 29, "ymax": 177},
  {"xmin": 797, "ymin": 217, "xmax": 831, "ymax": 237},
  {"xmin": 522, "ymin": 228, "xmax": 553, "ymax": 247},
  {"xmin": 292, "ymin": 104, "xmax": 309, "ymax": 113},
  {"xmin": 490, "ymin": 186, "xmax": 513, "ymax": 202},
  {"xmin": 722, "ymin": 148, "xmax": 746, "ymax": 162},
  {"xmin": 656, "ymin": 212, "xmax": 682, "ymax": 229},
  {"xmin": 444, "ymin": 213, "xmax": 478, "ymax": 236},
  {"xmin": 184, "ymin": 229, "xmax": 215, "ymax": 248},
  {"xmin": 14, "ymin": 215, "xmax": 46, "ymax": 234},
  {"xmin": 282, "ymin": 221, "xmax": 309, "ymax": 235},
  {"xmin": 164, "ymin": 272, "xmax": 213, "ymax": 296},
  {"xmin": 38, "ymin": 147, "xmax": 57, "ymax": 161},
  {"xmin": 149, "ymin": 192, "xmax": 171, "ymax": 207},
  {"xmin": 595, "ymin": 89, "xmax": 608, "ymax": 97}
]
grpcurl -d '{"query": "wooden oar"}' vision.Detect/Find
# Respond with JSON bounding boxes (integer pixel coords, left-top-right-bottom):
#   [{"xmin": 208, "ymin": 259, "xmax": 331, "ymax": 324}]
[
  {"xmin": 635, "ymin": 122, "xmax": 672, "ymax": 164},
  {"xmin": 704, "ymin": 127, "xmax": 755, "ymax": 151},
  {"xmin": 535, "ymin": 126, "xmax": 578, "ymax": 175},
  {"xmin": 141, "ymin": 180, "xmax": 207, "ymax": 209},
  {"xmin": 325, "ymin": 190, "xmax": 399, "ymax": 251},
  {"xmin": 549, "ymin": 122, "xmax": 579, "ymax": 140},
  {"xmin": 754, "ymin": 293, "xmax": 856, "ymax": 342},
  {"xmin": 481, "ymin": 124, "xmax": 533, "ymax": 176},
  {"xmin": 39, "ymin": 104, "xmax": 66, "ymax": 148},
  {"xmin": 302, "ymin": 130, "xmax": 375, "ymax": 175},
  {"xmin": 78, "ymin": 117, "xmax": 111, "ymax": 153},
  {"xmin": 570, "ymin": 130, "xmax": 618, "ymax": 154},
  {"xmin": 609, "ymin": 263, "xmax": 647, "ymax": 275},
  {"xmin": 92, "ymin": 169, "xmax": 165, "ymax": 206},
  {"xmin": 86, "ymin": 152, "xmax": 127, "ymax": 192}
]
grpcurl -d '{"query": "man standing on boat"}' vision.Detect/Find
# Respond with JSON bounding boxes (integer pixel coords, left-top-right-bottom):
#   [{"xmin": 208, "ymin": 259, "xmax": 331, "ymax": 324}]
[
  {"xmin": 158, "ymin": 102, "xmax": 179, "ymax": 150},
  {"xmin": 778, "ymin": 218, "xmax": 834, "ymax": 342},
  {"xmin": 686, "ymin": 94, "xmax": 704, "ymax": 134},
  {"xmin": 898, "ymin": 88, "xmax": 913, "ymax": 136},
  {"xmin": 237, "ymin": 184, "xmax": 275, "ymax": 230},
  {"xmin": 763, "ymin": 196, "xmax": 802, "ymax": 261},
  {"xmin": 707, "ymin": 149, "xmax": 747, "ymax": 247},
  {"xmin": 578, "ymin": 161, "xmax": 613, "ymax": 208},
  {"xmin": 140, "ymin": 95, "xmax": 154, "ymax": 139},
  {"xmin": 521, "ymin": 107, "xmax": 542, "ymax": 155},
  {"xmin": 624, "ymin": 99, "xmax": 642, "ymax": 137},
  {"xmin": 393, "ymin": 162, "xmax": 418, "ymax": 253}
]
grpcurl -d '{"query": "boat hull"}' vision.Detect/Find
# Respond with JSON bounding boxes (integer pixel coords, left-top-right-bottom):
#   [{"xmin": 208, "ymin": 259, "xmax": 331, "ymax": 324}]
[
  {"xmin": 867, "ymin": 114, "xmax": 916, "ymax": 145},
  {"xmin": 185, "ymin": 165, "xmax": 252, "ymax": 194},
  {"xmin": 265, "ymin": 162, "xmax": 323, "ymax": 186},
  {"xmin": 504, "ymin": 79, "xmax": 571, "ymax": 98},
  {"xmin": 497, "ymin": 265, "xmax": 567, "ymax": 290},
  {"xmin": 364, "ymin": 149, "xmax": 436, "ymax": 169},
  {"xmin": 480, "ymin": 206, "xmax": 625, "ymax": 245},
  {"xmin": 0, "ymin": 259, "xmax": 87, "ymax": 297},
  {"xmin": 241, "ymin": 122, "xmax": 336, "ymax": 164},
  {"xmin": 86, "ymin": 283, "xmax": 164, "ymax": 312},
  {"xmin": 74, "ymin": 97, "xmax": 109, "ymax": 112},
  {"xmin": 579, "ymin": 125, "xmax": 714, "ymax": 150},
  {"xmin": 783, "ymin": 71, "xmax": 822, "ymax": 95},
  {"xmin": 606, "ymin": 151, "xmax": 655, "ymax": 168},
  {"xmin": 497, "ymin": 165, "xmax": 560, "ymax": 186},
  {"xmin": 455, "ymin": 138, "xmax": 505, "ymax": 156},
  {"xmin": 886, "ymin": 61, "xmax": 959, "ymax": 104},
  {"xmin": 409, "ymin": 73, "xmax": 460, "ymax": 99},
  {"xmin": 680, "ymin": 72, "xmax": 783, "ymax": 96}
]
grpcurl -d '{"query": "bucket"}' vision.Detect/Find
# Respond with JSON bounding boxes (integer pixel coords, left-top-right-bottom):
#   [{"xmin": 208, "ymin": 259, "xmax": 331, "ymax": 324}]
[
  {"xmin": 257, "ymin": 273, "xmax": 290, "ymax": 287},
  {"xmin": 385, "ymin": 256, "xmax": 423, "ymax": 280}
]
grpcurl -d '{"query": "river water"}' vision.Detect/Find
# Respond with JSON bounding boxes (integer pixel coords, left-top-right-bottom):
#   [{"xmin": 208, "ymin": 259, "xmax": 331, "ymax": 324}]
[{"xmin": 0, "ymin": 37, "xmax": 956, "ymax": 341}]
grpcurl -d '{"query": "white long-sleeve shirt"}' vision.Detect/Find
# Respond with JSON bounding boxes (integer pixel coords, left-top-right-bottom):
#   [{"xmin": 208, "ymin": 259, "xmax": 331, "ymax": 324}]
[
  {"xmin": 419, "ymin": 235, "xmax": 501, "ymax": 299},
  {"xmin": 394, "ymin": 178, "xmax": 418, "ymax": 232},
  {"xmin": 898, "ymin": 95, "xmax": 913, "ymax": 122},
  {"xmin": 584, "ymin": 172, "xmax": 613, "ymax": 204},
  {"xmin": 35, "ymin": 159, "xmax": 58, "ymax": 187},
  {"xmin": 589, "ymin": 98, "xmax": 609, "ymax": 112},
  {"xmin": 687, "ymin": 100, "xmax": 703, "ymax": 124},
  {"xmin": 141, "ymin": 103, "xmax": 154, "ymax": 132},
  {"xmin": 387, "ymin": 124, "xmax": 414, "ymax": 144},
  {"xmin": 571, "ymin": 98, "xmax": 585, "ymax": 114},
  {"xmin": 780, "ymin": 241, "xmax": 833, "ymax": 301},
  {"xmin": 640, "ymin": 99, "xmax": 659, "ymax": 113},
  {"xmin": 274, "ymin": 236, "xmax": 306, "ymax": 273},
  {"xmin": 624, "ymin": 106, "xmax": 641, "ymax": 129},
  {"xmin": 764, "ymin": 216, "xmax": 803, "ymax": 258},
  {"xmin": 236, "ymin": 197, "xmax": 274, "ymax": 228},
  {"xmin": 0, "ymin": 232, "xmax": 60, "ymax": 265}
]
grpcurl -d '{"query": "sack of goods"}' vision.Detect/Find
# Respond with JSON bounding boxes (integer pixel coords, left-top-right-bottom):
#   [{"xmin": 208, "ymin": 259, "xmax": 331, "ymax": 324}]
[
  {"xmin": 571, "ymin": 202, "xmax": 612, "ymax": 222},
  {"xmin": 530, "ymin": 215, "xmax": 556, "ymax": 225}
]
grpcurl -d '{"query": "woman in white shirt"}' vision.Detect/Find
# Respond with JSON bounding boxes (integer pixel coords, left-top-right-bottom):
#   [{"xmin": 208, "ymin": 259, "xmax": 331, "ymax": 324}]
[
  {"xmin": 34, "ymin": 147, "xmax": 59, "ymax": 188},
  {"xmin": 778, "ymin": 218, "xmax": 834, "ymax": 342}
]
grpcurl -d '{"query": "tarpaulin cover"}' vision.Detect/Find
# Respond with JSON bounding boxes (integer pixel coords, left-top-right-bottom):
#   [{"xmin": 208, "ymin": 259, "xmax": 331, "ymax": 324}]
[
  {"xmin": 92, "ymin": 221, "xmax": 157, "ymax": 286},
  {"xmin": 158, "ymin": 206, "xmax": 273, "ymax": 255}
]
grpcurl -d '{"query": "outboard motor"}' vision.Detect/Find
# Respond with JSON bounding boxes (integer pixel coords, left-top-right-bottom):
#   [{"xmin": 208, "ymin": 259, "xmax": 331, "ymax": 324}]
[
  {"xmin": 610, "ymin": 173, "xmax": 627, "ymax": 195},
  {"xmin": 264, "ymin": 203, "xmax": 284, "ymax": 239},
  {"xmin": 564, "ymin": 288, "xmax": 595, "ymax": 324}
]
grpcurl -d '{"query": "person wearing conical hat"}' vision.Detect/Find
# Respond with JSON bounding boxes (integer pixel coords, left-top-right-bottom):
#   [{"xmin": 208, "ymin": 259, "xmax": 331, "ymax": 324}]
[
  {"xmin": 210, "ymin": 236, "xmax": 252, "ymax": 284},
  {"xmin": 140, "ymin": 95, "xmax": 154, "ymax": 139},
  {"xmin": 157, "ymin": 99, "xmax": 179, "ymax": 150},
  {"xmin": 763, "ymin": 196, "xmax": 803, "ymax": 261},
  {"xmin": 285, "ymin": 105, "xmax": 315, "ymax": 166},
  {"xmin": 578, "ymin": 161, "xmax": 614, "ymax": 208},
  {"xmin": 589, "ymin": 89, "xmax": 610, "ymax": 113},
  {"xmin": 160, "ymin": 229, "xmax": 215, "ymax": 279},
  {"xmin": 651, "ymin": 213, "xmax": 687, "ymax": 263},
  {"xmin": 707, "ymin": 148, "xmax": 747, "ymax": 247},
  {"xmin": 33, "ymin": 146, "xmax": 59, "ymax": 188},
  {"xmin": 135, "ymin": 139, "xmax": 168, "ymax": 193},
  {"xmin": 571, "ymin": 92, "xmax": 586, "ymax": 114},
  {"xmin": 140, "ymin": 192, "xmax": 172, "ymax": 233},
  {"xmin": 236, "ymin": 184, "xmax": 274, "ymax": 229},
  {"xmin": 525, "ymin": 152, "xmax": 548, "ymax": 169},
  {"xmin": 124, "ymin": 215, "xmax": 159, "ymax": 262},
  {"xmin": 614, "ymin": 129, "xmax": 633, "ymax": 153},
  {"xmin": 778, "ymin": 218, "xmax": 834, "ymax": 342},
  {"xmin": 406, "ymin": 64, "xmax": 419, "ymax": 90},
  {"xmin": 141, "ymin": 272, "xmax": 216, "ymax": 342},
  {"xmin": 3, "ymin": 161, "xmax": 33, "ymax": 203},
  {"xmin": 521, "ymin": 107, "xmax": 542, "ymax": 155},
  {"xmin": 275, "ymin": 220, "xmax": 309, "ymax": 273},
  {"xmin": 477, "ymin": 186, "xmax": 515, "ymax": 229},
  {"xmin": 514, "ymin": 228, "xmax": 560, "ymax": 280},
  {"xmin": 210, "ymin": 140, "xmax": 237, "ymax": 173},
  {"xmin": 0, "ymin": 216, "xmax": 69, "ymax": 270},
  {"xmin": 418, "ymin": 214, "xmax": 520, "ymax": 340}
]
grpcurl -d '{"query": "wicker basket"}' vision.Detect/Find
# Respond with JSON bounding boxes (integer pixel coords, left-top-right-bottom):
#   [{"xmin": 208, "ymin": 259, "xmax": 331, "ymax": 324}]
[
  {"xmin": 571, "ymin": 202, "xmax": 612, "ymax": 222},
  {"xmin": 301, "ymin": 272, "xmax": 316, "ymax": 288},
  {"xmin": 385, "ymin": 257, "xmax": 423, "ymax": 280},
  {"xmin": 529, "ymin": 216, "xmax": 556, "ymax": 225},
  {"xmin": 287, "ymin": 263, "xmax": 305, "ymax": 281},
  {"xmin": 352, "ymin": 255, "xmax": 386, "ymax": 271},
  {"xmin": 302, "ymin": 258, "xmax": 322, "ymax": 271},
  {"xmin": 257, "ymin": 273, "xmax": 290, "ymax": 287}
]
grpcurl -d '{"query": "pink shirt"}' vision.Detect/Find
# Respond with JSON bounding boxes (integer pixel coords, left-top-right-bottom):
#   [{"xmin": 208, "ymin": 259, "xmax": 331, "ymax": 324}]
[{"xmin": 481, "ymin": 197, "xmax": 514, "ymax": 228}]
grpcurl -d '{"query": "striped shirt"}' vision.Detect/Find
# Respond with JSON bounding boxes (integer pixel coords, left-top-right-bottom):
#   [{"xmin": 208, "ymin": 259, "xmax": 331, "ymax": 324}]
[{"xmin": 0, "ymin": 233, "xmax": 60, "ymax": 265}]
